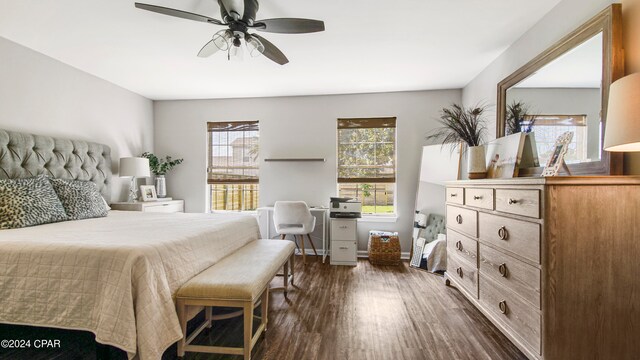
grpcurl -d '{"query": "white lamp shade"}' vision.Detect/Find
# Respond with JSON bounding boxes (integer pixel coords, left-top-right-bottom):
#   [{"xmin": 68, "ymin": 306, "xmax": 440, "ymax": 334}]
[
  {"xmin": 603, "ymin": 73, "xmax": 640, "ymax": 152},
  {"xmin": 119, "ymin": 157, "xmax": 150, "ymax": 177}
]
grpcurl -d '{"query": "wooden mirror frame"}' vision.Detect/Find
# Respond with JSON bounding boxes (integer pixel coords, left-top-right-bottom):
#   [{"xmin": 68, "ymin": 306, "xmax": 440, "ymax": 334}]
[{"xmin": 496, "ymin": 4, "xmax": 624, "ymax": 176}]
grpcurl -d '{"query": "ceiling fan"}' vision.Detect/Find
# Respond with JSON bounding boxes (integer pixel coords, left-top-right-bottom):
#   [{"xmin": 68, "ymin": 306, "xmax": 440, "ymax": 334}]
[{"xmin": 135, "ymin": 0, "xmax": 325, "ymax": 65}]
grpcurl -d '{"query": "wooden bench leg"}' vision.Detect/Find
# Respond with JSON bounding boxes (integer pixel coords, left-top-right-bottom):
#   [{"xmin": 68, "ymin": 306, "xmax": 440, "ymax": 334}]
[
  {"xmin": 177, "ymin": 299, "xmax": 187, "ymax": 358},
  {"xmin": 205, "ymin": 306, "xmax": 212, "ymax": 328},
  {"xmin": 261, "ymin": 288, "xmax": 269, "ymax": 333},
  {"xmin": 283, "ymin": 260, "xmax": 289, "ymax": 297},
  {"xmin": 290, "ymin": 253, "xmax": 295, "ymax": 286},
  {"xmin": 244, "ymin": 302, "xmax": 253, "ymax": 360}
]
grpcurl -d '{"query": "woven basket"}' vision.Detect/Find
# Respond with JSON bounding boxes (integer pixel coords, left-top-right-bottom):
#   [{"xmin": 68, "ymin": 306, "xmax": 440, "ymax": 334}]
[{"xmin": 368, "ymin": 231, "xmax": 401, "ymax": 266}]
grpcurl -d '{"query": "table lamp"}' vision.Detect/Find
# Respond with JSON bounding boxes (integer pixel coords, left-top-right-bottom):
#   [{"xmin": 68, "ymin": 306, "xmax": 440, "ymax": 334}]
[
  {"xmin": 604, "ymin": 73, "xmax": 640, "ymax": 152},
  {"xmin": 119, "ymin": 157, "xmax": 150, "ymax": 202}
]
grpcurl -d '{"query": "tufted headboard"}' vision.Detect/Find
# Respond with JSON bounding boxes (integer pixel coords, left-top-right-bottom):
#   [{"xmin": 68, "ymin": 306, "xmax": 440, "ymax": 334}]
[{"xmin": 0, "ymin": 130, "xmax": 113, "ymax": 203}]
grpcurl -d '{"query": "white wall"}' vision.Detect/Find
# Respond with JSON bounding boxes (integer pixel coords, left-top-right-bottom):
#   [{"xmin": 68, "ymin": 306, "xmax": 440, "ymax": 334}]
[
  {"xmin": 154, "ymin": 90, "xmax": 461, "ymax": 252},
  {"xmin": 508, "ymin": 87, "xmax": 602, "ymax": 159},
  {"xmin": 462, "ymin": 0, "xmax": 616, "ymax": 137},
  {"xmin": 0, "ymin": 37, "xmax": 154, "ymax": 201}
]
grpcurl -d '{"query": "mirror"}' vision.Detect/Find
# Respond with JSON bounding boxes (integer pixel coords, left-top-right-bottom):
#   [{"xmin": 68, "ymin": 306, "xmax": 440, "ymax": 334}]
[{"xmin": 497, "ymin": 5, "xmax": 623, "ymax": 175}]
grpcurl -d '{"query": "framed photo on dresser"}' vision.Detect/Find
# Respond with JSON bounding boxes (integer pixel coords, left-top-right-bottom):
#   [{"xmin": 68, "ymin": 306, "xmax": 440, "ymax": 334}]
[{"xmin": 140, "ymin": 185, "xmax": 158, "ymax": 201}]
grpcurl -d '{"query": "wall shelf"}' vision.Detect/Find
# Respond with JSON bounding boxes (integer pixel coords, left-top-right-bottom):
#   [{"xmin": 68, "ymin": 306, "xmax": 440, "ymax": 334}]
[{"xmin": 264, "ymin": 158, "xmax": 326, "ymax": 162}]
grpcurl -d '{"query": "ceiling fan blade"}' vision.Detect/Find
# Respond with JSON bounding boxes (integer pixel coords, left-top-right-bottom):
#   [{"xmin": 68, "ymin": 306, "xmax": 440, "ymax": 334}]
[
  {"xmin": 198, "ymin": 40, "xmax": 220, "ymax": 58},
  {"xmin": 251, "ymin": 34, "xmax": 289, "ymax": 65},
  {"xmin": 135, "ymin": 3, "xmax": 224, "ymax": 25},
  {"xmin": 254, "ymin": 18, "xmax": 325, "ymax": 34}
]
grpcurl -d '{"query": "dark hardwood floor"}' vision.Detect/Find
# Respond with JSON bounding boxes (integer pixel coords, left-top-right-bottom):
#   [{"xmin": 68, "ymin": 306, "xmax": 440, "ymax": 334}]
[{"xmin": 0, "ymin": 258, "xmax": 525, "ymax": 360}]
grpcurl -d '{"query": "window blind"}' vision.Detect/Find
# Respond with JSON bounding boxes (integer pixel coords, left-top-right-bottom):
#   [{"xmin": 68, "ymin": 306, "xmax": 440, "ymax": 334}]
[
  {"xmin": 337, "ymin": 117, "xmax": 397, "ymax": 183},
  {"xmin": 207, "ymin": 121, "xmax": 259, "ymax": 184}
]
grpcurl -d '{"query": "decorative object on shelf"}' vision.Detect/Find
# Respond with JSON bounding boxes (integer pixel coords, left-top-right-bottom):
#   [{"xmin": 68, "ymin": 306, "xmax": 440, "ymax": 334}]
[
  {"xmin": 603, "ymin": 73, "xmax": 640, "ymax": 152},
  {"xmin": 541, "ymin": 131, "xmax": 574, "ymax": 177},
  {"xmin": 426, "ymin": 104, "xmax": 488, "ymax": 179},
  {"xmin": 141, "ymin": 152, "xmax": 184, "ymax": 198},
  {"xmin": 119, "ymin": 157, "xmax": 151, "ymax": 203},
  {"xmin": 485, "ymin": 133, "xmax": 527, "ymax": 179},
  {"xmin": 140, "ymin": 185, "xmax": 158, "ymax": 202}
]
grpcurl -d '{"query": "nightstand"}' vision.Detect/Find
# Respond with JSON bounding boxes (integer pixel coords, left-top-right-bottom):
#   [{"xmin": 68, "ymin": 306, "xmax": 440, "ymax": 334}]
[{"xmin": 110, "ymin": 199, "xmax": 184, "ymax": 213}]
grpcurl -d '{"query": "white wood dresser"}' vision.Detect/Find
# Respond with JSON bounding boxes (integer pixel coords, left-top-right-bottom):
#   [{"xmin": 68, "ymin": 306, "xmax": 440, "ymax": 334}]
[{"xmin": 444, "ymin": 177, "xmax": 640, "ymax": 360}]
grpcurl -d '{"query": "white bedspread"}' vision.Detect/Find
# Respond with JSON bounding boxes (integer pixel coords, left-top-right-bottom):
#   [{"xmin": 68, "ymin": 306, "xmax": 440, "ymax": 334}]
[{"xmin": 0, "ymin": 210, "xmax": 260, "ymax": 359}]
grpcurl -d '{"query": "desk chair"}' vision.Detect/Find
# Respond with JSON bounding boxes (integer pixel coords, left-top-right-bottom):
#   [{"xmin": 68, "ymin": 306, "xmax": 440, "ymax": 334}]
[{"xmin": 273, "ymin": 201, "xmax": 318, "ymax": 263}]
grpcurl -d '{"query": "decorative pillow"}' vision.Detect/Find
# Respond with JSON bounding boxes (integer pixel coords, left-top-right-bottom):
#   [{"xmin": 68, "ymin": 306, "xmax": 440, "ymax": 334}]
[
  {"xmin": 48, "ymin": 178, "xmax": 109, "ymax": 220},
  {"xmin": 0, "ymin": 175, "xmax": 69, "ymax": 229}
]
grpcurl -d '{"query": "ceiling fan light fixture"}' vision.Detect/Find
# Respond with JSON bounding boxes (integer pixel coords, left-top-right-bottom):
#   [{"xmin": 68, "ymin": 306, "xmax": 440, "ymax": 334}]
[
  {"xmin": 228, "ymin": 37, "xmax": 244, "ymax": 61},
  {"xmin": 212, "ymin": 29, "xmax": 233, "ymax": 51},
  {"xmin": 246, "ymin": 35, "xmax": 265, "ymax": 57}
]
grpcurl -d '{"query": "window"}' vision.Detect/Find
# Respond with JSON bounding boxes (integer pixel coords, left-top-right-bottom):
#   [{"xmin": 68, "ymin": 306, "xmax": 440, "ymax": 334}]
[
  {"xmin": 337, "ymin": 117, "xmax": 396, "ymax": 215},
  {"xmin": 207, "ymin": 121, "xmax": 259, "ymax": 211},
  {"xmin": 524, "ymin": 115, "xmax": 589, "ymax": 164}
]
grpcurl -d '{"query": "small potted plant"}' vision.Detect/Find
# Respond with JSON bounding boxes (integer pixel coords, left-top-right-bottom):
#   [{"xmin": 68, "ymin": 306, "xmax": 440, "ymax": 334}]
[
  {"xmin": 426, "ymin": 104, "xmax": 488, "ymax": 179},
  {"xmin": 141, "ymin": 152, "xmax": 184, "ymax": 198}
]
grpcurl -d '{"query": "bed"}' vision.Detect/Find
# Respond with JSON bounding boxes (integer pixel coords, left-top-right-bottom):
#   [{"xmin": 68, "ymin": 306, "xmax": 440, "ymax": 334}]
[{"xmin": 0, "ymin": 130, "xmax": 261, "ymax": 359}]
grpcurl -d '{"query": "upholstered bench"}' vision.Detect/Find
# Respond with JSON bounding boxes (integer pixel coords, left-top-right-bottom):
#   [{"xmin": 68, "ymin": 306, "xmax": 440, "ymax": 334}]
[{"xmin": 176, "ymin": 240, "xmax": 296, "ymax": 360}]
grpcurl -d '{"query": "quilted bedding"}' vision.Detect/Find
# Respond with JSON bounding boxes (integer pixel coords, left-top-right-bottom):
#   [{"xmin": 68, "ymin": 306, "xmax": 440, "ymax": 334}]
[{"xmin": 0, "ymin": 210, "xmax": 260, "ymax": 359}]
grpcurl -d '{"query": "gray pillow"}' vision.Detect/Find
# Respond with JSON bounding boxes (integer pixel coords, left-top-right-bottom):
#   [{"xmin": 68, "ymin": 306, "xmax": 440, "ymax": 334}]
[
  {"xmin": 0, "ymin": 175, "xmax": 68, "ymax": 229},
  {"xmin": 49, "ymin": 178, "xmax": 109, "ymax": 220}
]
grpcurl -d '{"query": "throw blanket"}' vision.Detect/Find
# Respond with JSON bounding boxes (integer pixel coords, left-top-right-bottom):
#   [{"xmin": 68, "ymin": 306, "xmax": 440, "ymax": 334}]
[{"xmin": 0, "ymin": 211, "xmax": 260, "ymax": 359}]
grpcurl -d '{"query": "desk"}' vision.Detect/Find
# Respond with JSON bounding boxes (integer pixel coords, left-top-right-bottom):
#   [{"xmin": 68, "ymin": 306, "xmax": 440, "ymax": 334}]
[{"xmin": 256, "ymin": 207, "xmax": 329, "ymax": 263}]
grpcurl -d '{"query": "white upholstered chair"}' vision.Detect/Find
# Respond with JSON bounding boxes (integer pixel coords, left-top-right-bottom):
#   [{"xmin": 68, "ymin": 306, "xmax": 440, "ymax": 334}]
[{"xmin": 273, "ymin": 201, "xmax": 318, "ymax": 263}]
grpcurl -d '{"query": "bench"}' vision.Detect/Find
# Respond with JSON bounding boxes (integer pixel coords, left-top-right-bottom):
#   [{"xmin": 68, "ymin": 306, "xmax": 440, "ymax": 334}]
[{"xmin": 176, "ymin": 239, "xmax": 296, "ymax": 360}]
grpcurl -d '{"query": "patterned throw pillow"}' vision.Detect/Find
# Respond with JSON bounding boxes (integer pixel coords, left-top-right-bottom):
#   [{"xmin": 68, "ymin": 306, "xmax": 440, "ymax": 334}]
[
  {"xmin": 0, "ymin": 175, "xmax": 69, "ymax": 229},
  {"xmin": 49, "ymin": 178, "xmax": 110, "ymax": 221}
]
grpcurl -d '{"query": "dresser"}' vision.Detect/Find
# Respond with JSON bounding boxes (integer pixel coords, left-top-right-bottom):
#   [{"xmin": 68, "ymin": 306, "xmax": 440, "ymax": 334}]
[
  {"xmin": 330, "ymin": 218, "xmax": 358, "ymax": 266},
  {"xmin": 110, "ymin": 199, "xmax": 184, "ymax": 213},
  {"xmin": 445, "ymin": 177, "xmax": 640, "ymax": 360}
]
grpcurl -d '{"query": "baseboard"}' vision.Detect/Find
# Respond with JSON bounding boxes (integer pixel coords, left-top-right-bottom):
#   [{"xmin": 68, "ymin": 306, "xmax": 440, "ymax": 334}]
[{"xmin": 296, "ymin": 249, "xmax": 410, "ymax": 260}]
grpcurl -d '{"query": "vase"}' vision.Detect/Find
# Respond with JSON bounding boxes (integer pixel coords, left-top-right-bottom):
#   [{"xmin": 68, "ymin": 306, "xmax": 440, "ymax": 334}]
[
  {"xmin": 155, "ymin": 175, "xmax": 167, "ymax": 198},
  {"xmin": 467, "ymin": 145, "xmax": 487, "ymax": 179}
]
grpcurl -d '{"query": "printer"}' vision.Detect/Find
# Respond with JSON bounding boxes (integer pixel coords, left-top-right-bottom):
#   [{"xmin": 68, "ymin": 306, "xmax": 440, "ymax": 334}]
[{"xmin": 329, "ymin": 197, "xmax": 362, "ymax": 218}]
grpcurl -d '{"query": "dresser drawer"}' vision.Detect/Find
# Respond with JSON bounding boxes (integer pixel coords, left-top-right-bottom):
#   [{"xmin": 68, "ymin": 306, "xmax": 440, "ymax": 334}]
[
  {"xmin": 479, "ymin": 274, "xmax": 541, "ymax": 355},
  {"xmin": 331, "ymin": 240, "xmax": 357, "ymax": 263},
  {"xmin": 446, "ymin": 187, "xmax": 464, "ymax": 205},
  {"xmin": 447, "ymin": 230, "xmax": 478, "ymax": 267},
  {"xmin": 495, "ymin": 189, "xmax": 540, "ymax": 218},
  {"xmin": 479, "ymin": 213, "xmax": 540, "ymax": 264},
  {"xmin": 447, "ymin": 253, "xmax": 478, "ymax": 299},
  {"xmin": 143, "ymin": 202, "xmax": 184, "ymax": 213},
  {"xmin": 479, "ymin": 244, "xmax": 540, "ymax": 309},
  {"xmin": 331, "ymin": 219, "xmax": 356, "ymax": 241},
  {"xmin": 464, "ymin": 188, "xmax": 494, "ymax": 210},
  {"xmin": 446, "ymin": 205, "xmax": 477, "ymax": 238}
]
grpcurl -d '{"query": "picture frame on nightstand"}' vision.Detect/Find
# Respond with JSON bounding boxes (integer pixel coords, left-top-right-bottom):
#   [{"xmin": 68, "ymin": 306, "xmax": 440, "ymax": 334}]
[{"xmin": 140, "ymin": 185, "xmax": 158, "ymax": 201}]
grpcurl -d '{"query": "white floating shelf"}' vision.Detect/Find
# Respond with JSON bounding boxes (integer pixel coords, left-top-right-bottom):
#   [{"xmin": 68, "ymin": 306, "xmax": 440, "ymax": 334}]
[{"xmin": 264, "ymin": 158, "xmax": 326, "ymax": 162}]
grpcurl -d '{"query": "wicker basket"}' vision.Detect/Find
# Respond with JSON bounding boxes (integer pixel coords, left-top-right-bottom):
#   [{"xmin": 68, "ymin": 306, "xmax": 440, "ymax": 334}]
[{"xmin": 368, "ymin": 231, "xmax": 401, "ymax": 266}]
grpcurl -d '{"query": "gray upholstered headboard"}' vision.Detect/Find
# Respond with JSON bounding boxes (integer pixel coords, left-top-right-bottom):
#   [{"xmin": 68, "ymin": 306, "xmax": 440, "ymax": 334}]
[{"xmin": 0, "ymin": 130, "xmax": 113, "ymax": 203}]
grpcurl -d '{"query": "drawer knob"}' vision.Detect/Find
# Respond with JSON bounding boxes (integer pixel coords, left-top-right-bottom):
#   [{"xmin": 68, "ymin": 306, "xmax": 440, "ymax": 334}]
[
  {"xmin": 456, "ymin": 267, "xmax": 463, "ymax": 278},
  {"xmin": 498, "ymin": 226, "xmax": 509, "ymax": 240},
  {"xmin": 455, "ymin": 241, "xmax": 463, "ymax": 251},
  {"xmin": 508, "ymin": 198, "xmax": 518, "ymax": 205},
  {"xmin": 498, "ymin": 263, "xmax": 508, "ymax": 277},
  {"xmin": 455, "ymin": 214, "xmax": 463, "ymax": 224},
  {"xmin": 498, "ymin": 300, "xmax": 508, "ymax": 314},
  {"xmin": 450, "ymin": 193, "xmax": 458, "ymax": 197},
  {"xmin": 473, "ymin": 195, "xmax": 482, "ymax": 200}
]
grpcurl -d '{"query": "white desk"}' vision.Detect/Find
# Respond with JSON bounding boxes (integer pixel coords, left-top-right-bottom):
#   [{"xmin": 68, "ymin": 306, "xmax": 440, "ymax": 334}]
[{"xmin": 256, "ymin": 207, "xmax": 329, "ymax": 263}]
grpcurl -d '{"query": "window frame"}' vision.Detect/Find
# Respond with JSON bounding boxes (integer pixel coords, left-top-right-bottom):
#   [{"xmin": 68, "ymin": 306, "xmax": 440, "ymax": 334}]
[{"xmin": 336, "ymin": 117, "xmax": 398, "ymax": 216}]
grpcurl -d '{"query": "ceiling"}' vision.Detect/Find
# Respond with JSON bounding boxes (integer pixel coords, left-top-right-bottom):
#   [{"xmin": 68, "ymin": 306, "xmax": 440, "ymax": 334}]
[
  {"xmin": 515, "ymin": 32, "xmax": 603, "ymax": 89},
  {"xmin": 0, "ymin": 0, "xmax": 561, "ymax": 100}
]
